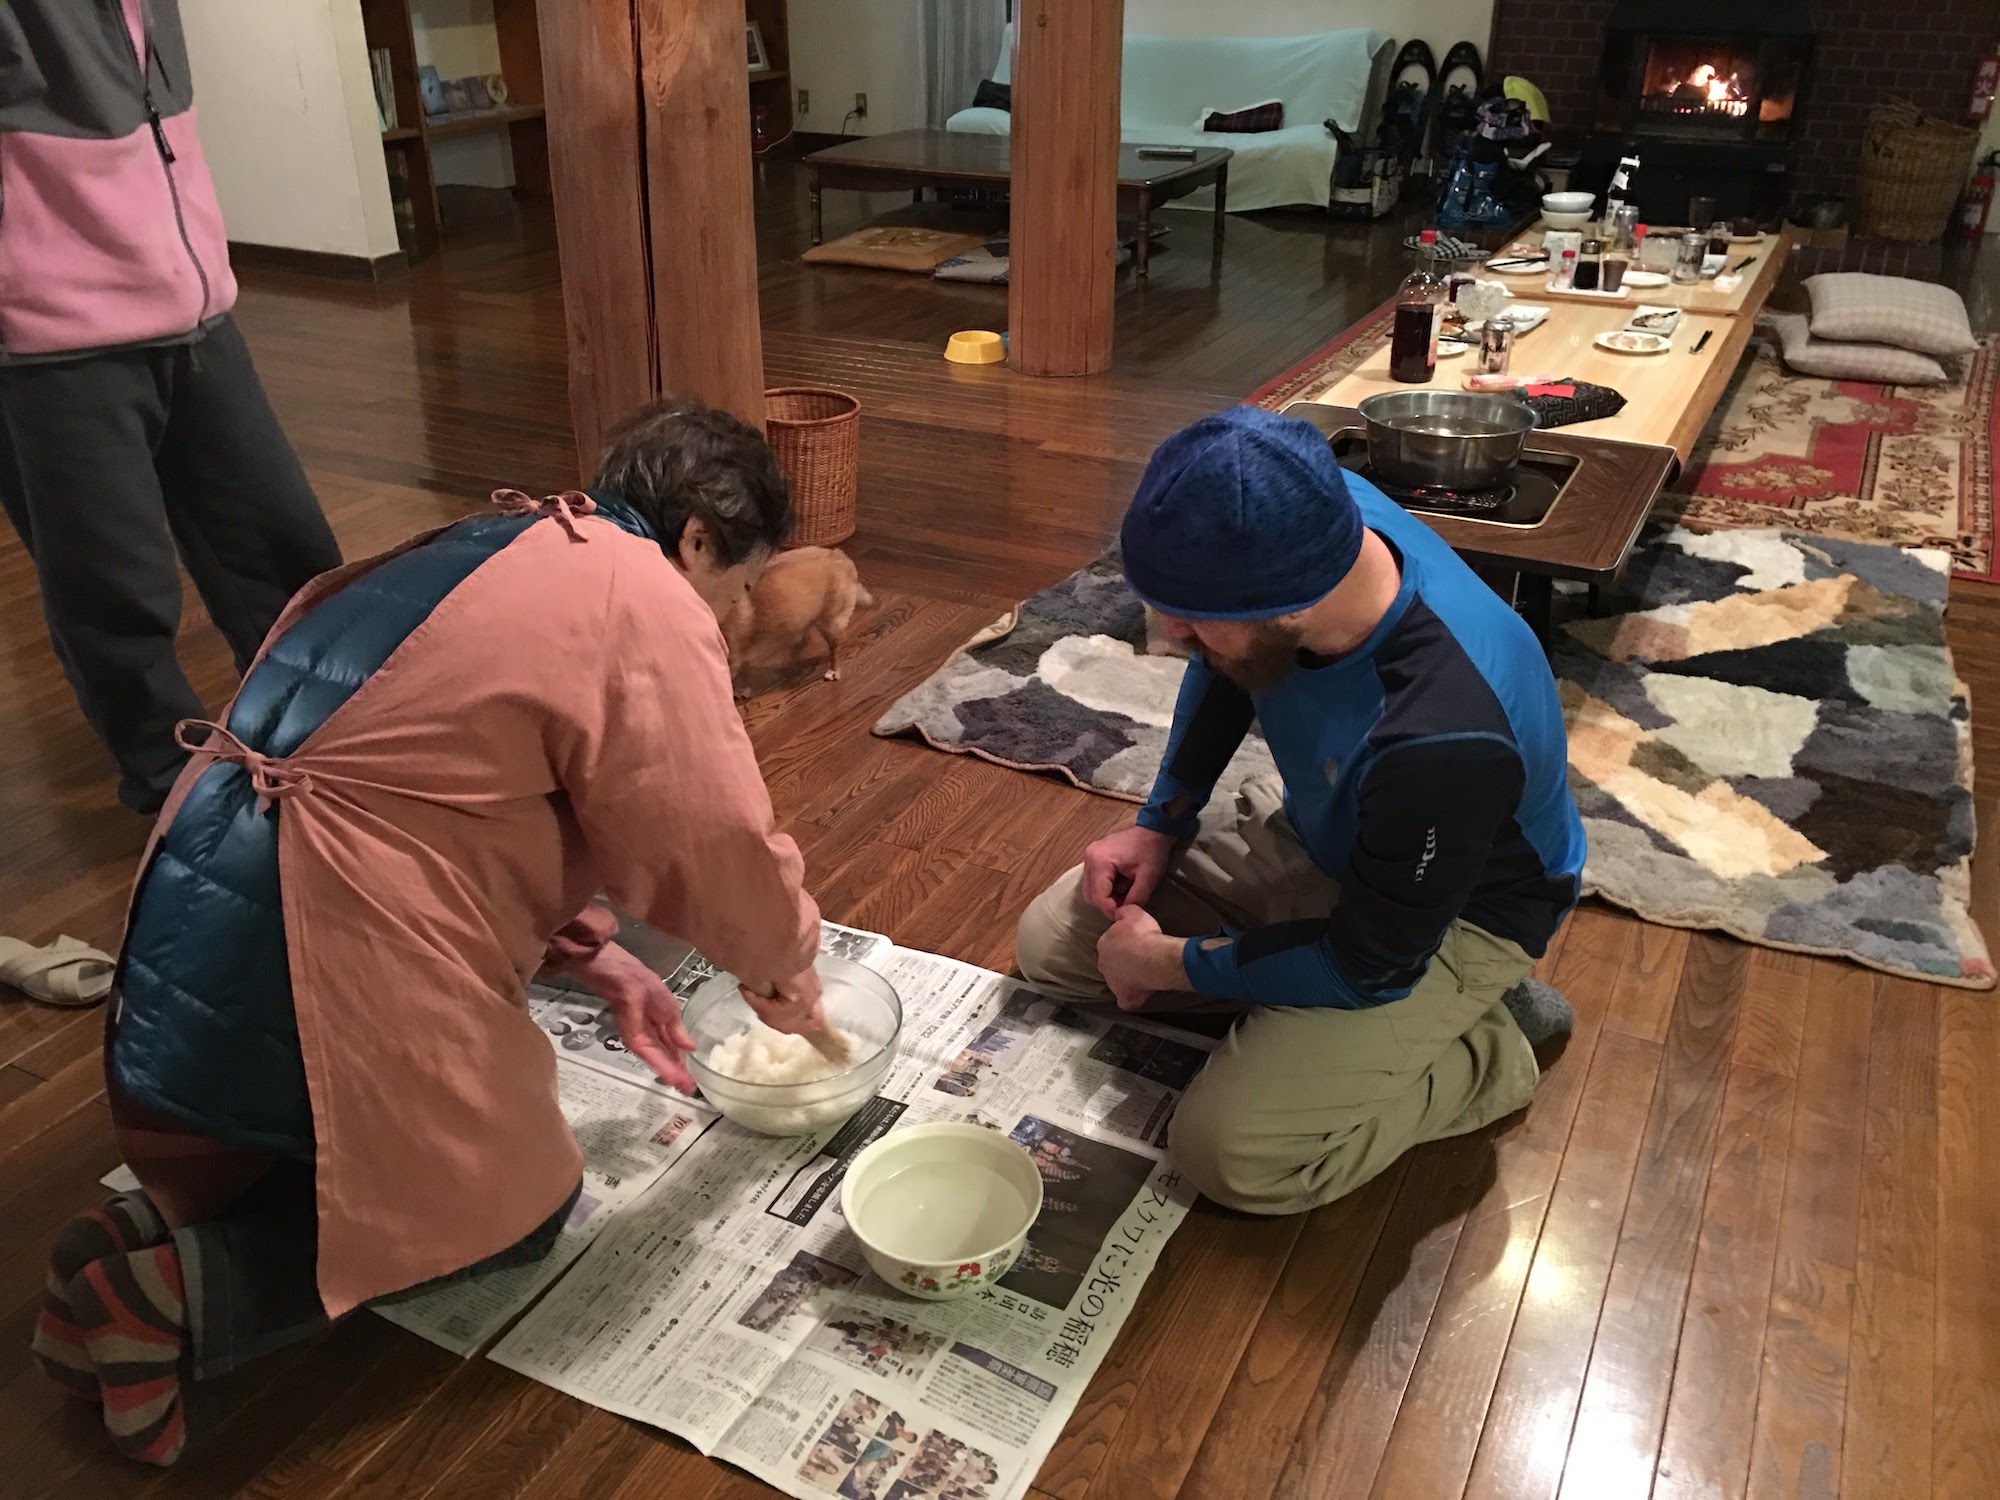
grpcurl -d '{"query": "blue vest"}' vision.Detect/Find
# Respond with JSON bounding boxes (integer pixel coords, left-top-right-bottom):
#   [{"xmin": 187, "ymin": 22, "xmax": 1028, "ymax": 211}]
[{"xmin": 111, "ymin": 495, "xmax": 658, "ymax": 1153}]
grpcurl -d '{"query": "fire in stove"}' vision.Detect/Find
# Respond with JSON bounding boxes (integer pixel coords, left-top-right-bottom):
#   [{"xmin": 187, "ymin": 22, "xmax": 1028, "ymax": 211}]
[
  {"xmin": 1662, "ymin": 63, "xmax": 1749, "ymax": 117},
  {"xmin": 1637, "ymin": 40, "xmax": 1761, "ymax": 123}
]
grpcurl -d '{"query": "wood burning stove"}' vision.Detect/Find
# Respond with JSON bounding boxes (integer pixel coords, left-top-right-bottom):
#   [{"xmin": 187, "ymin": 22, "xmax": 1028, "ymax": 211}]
[{"xmin": 1576, "ymin": 0, "xmax": 1815, "ymax": 223}]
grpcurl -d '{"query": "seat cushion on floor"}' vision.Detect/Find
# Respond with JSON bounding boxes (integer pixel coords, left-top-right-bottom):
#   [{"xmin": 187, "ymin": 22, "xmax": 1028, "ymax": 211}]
[
  {"xmin": 1806, "ymin": 272, "xmax": 1977, "ymax": 358},
  {"xmin": 803, "ymin": 226, "xmax": 988, "ymax": 273},
  {"xmin": 1769, "ymin": 311, "xmax": 1950, "ymax": 385}
]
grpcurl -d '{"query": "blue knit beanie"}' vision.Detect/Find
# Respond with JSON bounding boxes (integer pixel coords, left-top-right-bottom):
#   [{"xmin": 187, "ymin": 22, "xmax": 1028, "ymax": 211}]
[{"xmin": 1120, "ymin": 407, "xmax": 1362, "ymax": 621}]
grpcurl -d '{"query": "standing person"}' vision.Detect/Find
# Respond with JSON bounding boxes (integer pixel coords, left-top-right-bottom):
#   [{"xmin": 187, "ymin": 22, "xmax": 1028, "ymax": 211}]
[
  {"xmin": 0, "ymin": 0, "xmax": 343, "ymax": 812},
  {"xmin": 1017, "ymin": 406, "xmax": 1585, "ymax": 1216},
  {"xmin": 30, "ymin": 399, "xmax": 828, "ymax": 1465}
]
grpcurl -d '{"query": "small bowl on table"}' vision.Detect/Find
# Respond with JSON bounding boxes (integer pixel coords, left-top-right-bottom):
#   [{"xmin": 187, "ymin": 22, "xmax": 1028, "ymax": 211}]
[
  {"xmin": 1542, "ymin": 191, "xmax": 1595, "ymax": 216},
  {"xmin": 683, "ymin": 955, "xmax": 901, "ymax": 1136},
  {"xmin": 1541, "ymin": 209, "xmax": 1594, "ymax": 231},
  {"xmin": 841, "ymin": 1122, "xmax": 1044, "ymax": 1300}
]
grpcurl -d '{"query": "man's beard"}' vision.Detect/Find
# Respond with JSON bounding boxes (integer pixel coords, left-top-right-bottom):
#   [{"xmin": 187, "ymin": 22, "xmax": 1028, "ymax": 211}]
[{"xmin": 1206, "ymin": 620, "xmax": 1307, "ymax": 693}]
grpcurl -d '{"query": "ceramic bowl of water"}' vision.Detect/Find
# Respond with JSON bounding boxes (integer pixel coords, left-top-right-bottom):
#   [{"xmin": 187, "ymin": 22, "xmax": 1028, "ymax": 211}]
[{"xmin": 841, "ymin": 1122, "xmax": 1044, "ymax": 1300}]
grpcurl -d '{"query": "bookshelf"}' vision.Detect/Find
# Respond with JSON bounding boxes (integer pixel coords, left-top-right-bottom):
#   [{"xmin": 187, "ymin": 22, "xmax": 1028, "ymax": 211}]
[
  {"xmin": 746, "ymin": 0, "xmax": 793, "ymax": 154},
  {"xmin": 360, "ymin": 0, "xmax": 549, "ymax": 256}
]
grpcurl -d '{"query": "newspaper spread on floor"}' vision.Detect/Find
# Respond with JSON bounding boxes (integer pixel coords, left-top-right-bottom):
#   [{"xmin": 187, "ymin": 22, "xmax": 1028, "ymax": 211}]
[{"xmin": 386, "ymin": 918, "xmax": 1210, "ymax": 1500}]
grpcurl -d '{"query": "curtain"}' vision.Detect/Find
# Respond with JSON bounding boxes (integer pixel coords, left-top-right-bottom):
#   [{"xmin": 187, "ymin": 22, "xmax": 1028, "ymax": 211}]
[{"xmin": 914, "ymin": 0, "xmax": 1008, "ymax": 129}]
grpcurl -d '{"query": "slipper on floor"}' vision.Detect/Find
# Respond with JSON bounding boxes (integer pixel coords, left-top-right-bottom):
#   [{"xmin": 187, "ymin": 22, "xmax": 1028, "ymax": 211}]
[{"xmin": 0, "ymin": 935, "xmax": 116, "ymax": 1007}]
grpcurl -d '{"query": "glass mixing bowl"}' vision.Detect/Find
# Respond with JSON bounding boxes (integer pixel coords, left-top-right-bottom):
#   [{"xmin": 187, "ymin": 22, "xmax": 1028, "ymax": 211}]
[{"xmin": 682, "ymin": 955, "xmax": 901, "ymax": 1136}]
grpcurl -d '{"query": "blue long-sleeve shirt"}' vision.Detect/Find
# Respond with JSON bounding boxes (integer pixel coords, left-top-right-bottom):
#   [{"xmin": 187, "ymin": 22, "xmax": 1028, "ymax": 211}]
[{"xmin": 1138, "ymin": 480, "xmax": 1586, "ymax": 1009}]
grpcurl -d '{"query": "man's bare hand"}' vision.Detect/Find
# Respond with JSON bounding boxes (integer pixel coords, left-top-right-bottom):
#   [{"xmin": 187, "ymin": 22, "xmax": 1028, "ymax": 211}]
[
  {"xmin": 1095, "ymin": 904, "xmax": 1186, "ymax": 1012},
  {"xmin": 1081, "ymin": 824, "xmax": 1176, "ymax": 919}
]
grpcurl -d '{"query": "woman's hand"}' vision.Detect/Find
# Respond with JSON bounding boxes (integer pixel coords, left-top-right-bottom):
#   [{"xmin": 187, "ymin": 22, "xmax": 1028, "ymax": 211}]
[
  {"xmin": 743, "ymin": 964, "xmax": 826, "ymax": 1035},
  {"xmin": 568, "ymin": 941, "xmax": 698, "ymax": 1093},
  {"xmin": 1081, "ymin": 824, "xmax": 1176, "ymax": 919}
]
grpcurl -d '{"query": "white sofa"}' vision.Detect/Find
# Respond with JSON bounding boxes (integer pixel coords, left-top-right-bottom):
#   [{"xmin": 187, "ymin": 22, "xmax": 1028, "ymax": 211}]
[{"xmin": 945, "ymin": 26, "xmax": 1395, "ymax": 213}]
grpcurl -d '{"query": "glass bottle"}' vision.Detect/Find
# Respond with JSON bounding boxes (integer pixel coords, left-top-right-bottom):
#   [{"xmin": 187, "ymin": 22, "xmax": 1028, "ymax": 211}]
[
  {"xmin": 1573, "ymin": 237, "xmax": 1604, "ymax": 292},
  {"xmin": 1389, "ymin": 230, "xmax": 1445, "ymax": 384}
]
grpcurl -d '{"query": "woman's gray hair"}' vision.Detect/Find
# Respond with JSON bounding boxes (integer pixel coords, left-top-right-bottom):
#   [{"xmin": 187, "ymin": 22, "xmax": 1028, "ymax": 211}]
[{"xmin": 593, "ymin": 396, "xmax": 792, "ymax": 563}]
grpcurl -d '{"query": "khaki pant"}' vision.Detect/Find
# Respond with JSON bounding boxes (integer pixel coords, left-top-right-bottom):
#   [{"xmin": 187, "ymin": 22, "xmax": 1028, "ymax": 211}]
[{"xmin": 1015, "ymin": 776, "xmax": 1541, "ymax": 1215}]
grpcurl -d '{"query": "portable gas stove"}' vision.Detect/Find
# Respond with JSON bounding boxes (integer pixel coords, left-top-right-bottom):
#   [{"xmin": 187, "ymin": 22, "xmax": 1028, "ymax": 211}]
[
  {"xmin": 1282, "ymin": 402, "xmax": 1681, "ymax": 647},
  {"xmin": 1323, "ymin": 430, "xmax": 1578, "ymax": 528}
]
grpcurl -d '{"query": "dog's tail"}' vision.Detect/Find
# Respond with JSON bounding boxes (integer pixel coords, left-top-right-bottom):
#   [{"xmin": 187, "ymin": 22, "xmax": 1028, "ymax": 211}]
[{"xmin": 855, "ymin": 582, "xmax": 877, "ymax": 609}]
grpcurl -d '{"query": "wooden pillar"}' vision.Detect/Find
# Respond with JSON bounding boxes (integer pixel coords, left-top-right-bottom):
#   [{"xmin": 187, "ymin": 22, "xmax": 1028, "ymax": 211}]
[
  {"xmin": 636, "ymin": 0, "xmax": 765, "ymax": 429},
  {"xmin": 1007, "ymin": 0, "xmax": 1124, "ymax": 377},
  {"xmin": 538, "ymin": 0, "xmax": 765, "ymax": 473}
]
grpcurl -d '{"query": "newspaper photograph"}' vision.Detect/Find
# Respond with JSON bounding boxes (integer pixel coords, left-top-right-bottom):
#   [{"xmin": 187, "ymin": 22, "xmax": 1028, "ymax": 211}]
[{"xmin": 488, "ymin": 943, "xmax": 1210, "ymax": 1500}]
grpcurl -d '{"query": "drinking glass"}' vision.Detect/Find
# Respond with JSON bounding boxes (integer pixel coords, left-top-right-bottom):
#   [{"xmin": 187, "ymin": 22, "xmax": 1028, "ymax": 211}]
[{"xmin": 1687, "ymin": 195, "xmax": 1716, "ymax": 230}]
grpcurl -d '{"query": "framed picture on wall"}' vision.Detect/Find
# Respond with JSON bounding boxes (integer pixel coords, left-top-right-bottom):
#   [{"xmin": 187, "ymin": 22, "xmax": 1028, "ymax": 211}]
[{"xmin": 747, "ymin": 21, "xmax": 771, "ymax": 75}]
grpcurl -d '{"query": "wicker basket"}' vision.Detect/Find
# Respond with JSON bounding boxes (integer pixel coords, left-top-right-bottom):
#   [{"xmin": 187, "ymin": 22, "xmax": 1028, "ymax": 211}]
[
  {"xmin": 765, "ymin": 387, "xmax": 861, "ymax": 547},
  {"xmin": 1856, "ymin": 100, "xmax": 1979, "ymax": 242}
]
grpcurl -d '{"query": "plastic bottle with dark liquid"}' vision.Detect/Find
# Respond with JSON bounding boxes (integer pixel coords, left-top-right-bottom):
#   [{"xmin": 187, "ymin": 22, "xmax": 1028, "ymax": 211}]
[{"xmin": 1390, "ymin": 230, "xmax": 1445, "ymax": 383}]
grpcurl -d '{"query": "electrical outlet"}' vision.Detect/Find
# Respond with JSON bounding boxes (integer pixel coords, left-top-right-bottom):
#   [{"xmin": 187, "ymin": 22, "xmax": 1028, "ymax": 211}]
[
  {"xmin": 797, "ymin": 87, "xmax": 809, "ymax": 115},
  {"xmin": 854, "ymin": 92, "xmax": 868, "ymax": 118}
]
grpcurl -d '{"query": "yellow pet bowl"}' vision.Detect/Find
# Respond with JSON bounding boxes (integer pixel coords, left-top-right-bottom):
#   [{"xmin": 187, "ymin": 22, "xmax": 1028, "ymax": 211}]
[{"xmin": 945, "ymin": 330, "xmax": 1006, "ymax": 365}]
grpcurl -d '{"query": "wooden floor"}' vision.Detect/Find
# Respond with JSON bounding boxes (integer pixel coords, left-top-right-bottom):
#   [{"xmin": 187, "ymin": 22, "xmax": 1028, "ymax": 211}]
[{"xmin": 4, "ymin": 167, "xmax": 2000, "ymax": 1499}]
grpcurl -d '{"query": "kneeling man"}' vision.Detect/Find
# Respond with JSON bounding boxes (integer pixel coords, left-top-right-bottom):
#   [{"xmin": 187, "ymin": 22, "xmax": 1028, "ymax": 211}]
[{"xmin": 1017, "ymin": 406, "xmax": 1585, "ymax": 1214}]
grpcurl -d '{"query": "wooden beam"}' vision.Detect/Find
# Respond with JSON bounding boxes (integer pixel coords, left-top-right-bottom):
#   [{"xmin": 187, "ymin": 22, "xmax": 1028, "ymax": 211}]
[
  {"xmin": 636, "ymin": 0, "xmax": 767, "ymax": 428},
  {"xmin": 536, "ymin": 0, "xmax": 655, "ymax": 470},
  {"xmin": 1007, "ymin": 0, "xmax": 1124, "ymax": 377}
]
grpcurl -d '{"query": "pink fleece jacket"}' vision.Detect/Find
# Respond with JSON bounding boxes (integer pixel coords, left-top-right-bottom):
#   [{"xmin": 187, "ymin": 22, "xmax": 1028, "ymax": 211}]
[{"xmin": 0, "ymin": 0, "xmax": 237, "ymax": 356}]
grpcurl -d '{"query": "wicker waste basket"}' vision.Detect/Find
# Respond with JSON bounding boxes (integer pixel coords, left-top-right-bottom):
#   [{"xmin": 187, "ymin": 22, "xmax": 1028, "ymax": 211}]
[
  {"xmin": 1856, "ymin": 100, "xmax": 1978, "ymax": 243},
  {"xmin": 765, "ymin": 386, "xmax": 861, "ymax": 546}
]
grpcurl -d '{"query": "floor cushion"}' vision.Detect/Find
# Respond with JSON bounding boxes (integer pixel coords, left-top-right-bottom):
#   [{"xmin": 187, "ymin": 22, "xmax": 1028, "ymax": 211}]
[
  {"xmin": 1806, "ymin": 272, "xmax": 1978, "ymax": 359},
  {"xmin": 1769, "ymin": 311, "xmax": 1949, "ymax": 385},
  {"xmin": 802, "ymin": 226, "xmax": 988, "ymax": 273}
]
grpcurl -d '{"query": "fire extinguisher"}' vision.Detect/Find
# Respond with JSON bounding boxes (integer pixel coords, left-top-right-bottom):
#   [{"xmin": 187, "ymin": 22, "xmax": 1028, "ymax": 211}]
[
  {"xmin": 1964, "ymin": 155, "xmax": 1996, "ymax": 237},
  {"xmin": 1973, "ymin": 49, "xmax": 1999, "ymax": 121}
]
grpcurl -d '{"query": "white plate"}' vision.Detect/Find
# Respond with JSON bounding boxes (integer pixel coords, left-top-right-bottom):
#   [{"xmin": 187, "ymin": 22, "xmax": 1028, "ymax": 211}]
[
  {"xmin": 1467, "ymin": 304, "xmax": 1551, "ymax": 336},
  {"xmin": 1624, "ymin": 305, "xmax": 1683, "ymax": 336},
  {"xmin": 1489, "ymin": 258, "xmax": 1549, "ymax": 276},
  {"xmin": 1436, "ymin": 338, "xmax": 1471, "ymax": 358},
  {"xmin": 1622, "ymin": 270, "xmax": 1670, "ymax": 288},
  {"xmin": 1595, "ymin": 330, "xmax": 1671, "ymax": 355}
]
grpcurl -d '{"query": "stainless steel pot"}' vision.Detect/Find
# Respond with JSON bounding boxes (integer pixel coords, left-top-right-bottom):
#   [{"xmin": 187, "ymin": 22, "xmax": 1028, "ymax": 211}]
[{"xmin": 1356, "ymin": 390, "xmax": 1535, "ymax": 491}]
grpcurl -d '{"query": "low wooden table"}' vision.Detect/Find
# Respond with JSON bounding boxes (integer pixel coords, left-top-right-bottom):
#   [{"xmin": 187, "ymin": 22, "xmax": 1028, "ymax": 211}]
[
  {"xmin": 1313, "ymin": 234, "xmax": 1792, "ymax": 463},
  {"xmin": 802, "ymin": 130, "xmax": 1232, "ymax": 280},
  {"xmin": 1500, "ymin": 230, "xmax": 1788, "ymax": 318}
]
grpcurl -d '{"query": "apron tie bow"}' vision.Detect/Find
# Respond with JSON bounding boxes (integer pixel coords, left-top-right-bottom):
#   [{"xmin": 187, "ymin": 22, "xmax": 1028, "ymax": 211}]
[
  {"xmin": 176, "ymin": 721, "xmax": 312, "ymax": 815},
  {"xmin": 489, "ymin": 488, "xmax": 597, "ymax": 542}
]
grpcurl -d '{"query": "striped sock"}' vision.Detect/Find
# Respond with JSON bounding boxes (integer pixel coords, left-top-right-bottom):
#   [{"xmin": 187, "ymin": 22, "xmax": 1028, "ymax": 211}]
[
  {"xmin": 67, "ymin": 1245, "xmax": 189, "ymax": 1467},
  {"xmin": 31, "ymin": 1194, "xmax": 169, "ymax": 1400}
]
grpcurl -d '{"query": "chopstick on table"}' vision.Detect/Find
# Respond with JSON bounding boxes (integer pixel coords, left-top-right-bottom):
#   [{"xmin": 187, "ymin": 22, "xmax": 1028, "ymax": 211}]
[
  {"xmin": 1689, "ymin": 329, "xmax": 1713, "ymax": 355},
  {"xmin": 1485, "ymin": 256, "xmax": 1547, "ymax": 270},
  {"xmin": 1724, "ymin": 254, "xmax": 1760, "ymax": 275}
]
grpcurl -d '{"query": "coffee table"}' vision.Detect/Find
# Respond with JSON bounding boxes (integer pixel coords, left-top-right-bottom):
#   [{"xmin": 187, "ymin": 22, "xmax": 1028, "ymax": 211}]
[{"xmin": 802, "ymin": 129, "xmax": 1232, "ymax": 280}]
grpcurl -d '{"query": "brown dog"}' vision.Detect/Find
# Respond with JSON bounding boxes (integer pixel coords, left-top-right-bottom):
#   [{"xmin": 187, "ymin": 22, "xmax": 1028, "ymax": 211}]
[{"xmin": 722, "ymin": 546, "xmax": 876, "ymax": 697}]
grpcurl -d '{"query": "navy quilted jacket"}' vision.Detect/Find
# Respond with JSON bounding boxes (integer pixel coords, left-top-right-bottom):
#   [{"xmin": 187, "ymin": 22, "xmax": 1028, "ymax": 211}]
[{"xmin": 110, "ymin": 495, "xmax": 657, "ymax": 1153}]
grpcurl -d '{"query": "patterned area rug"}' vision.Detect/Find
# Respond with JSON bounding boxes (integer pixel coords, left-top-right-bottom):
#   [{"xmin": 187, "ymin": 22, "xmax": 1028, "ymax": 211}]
[
  {"xmin": 874, "ymin": 528, "xmax": 1993, "ymax": 988},
  {"xmin": 1673, "ymin": 333, "xmax": 1999, "ymax": 581}
]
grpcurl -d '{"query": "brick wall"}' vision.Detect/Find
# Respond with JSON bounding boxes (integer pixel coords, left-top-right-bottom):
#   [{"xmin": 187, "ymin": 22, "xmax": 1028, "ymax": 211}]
[{"xmin": 1489, "ymin": 0, "xmax": 1995, "ymax": 201}]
